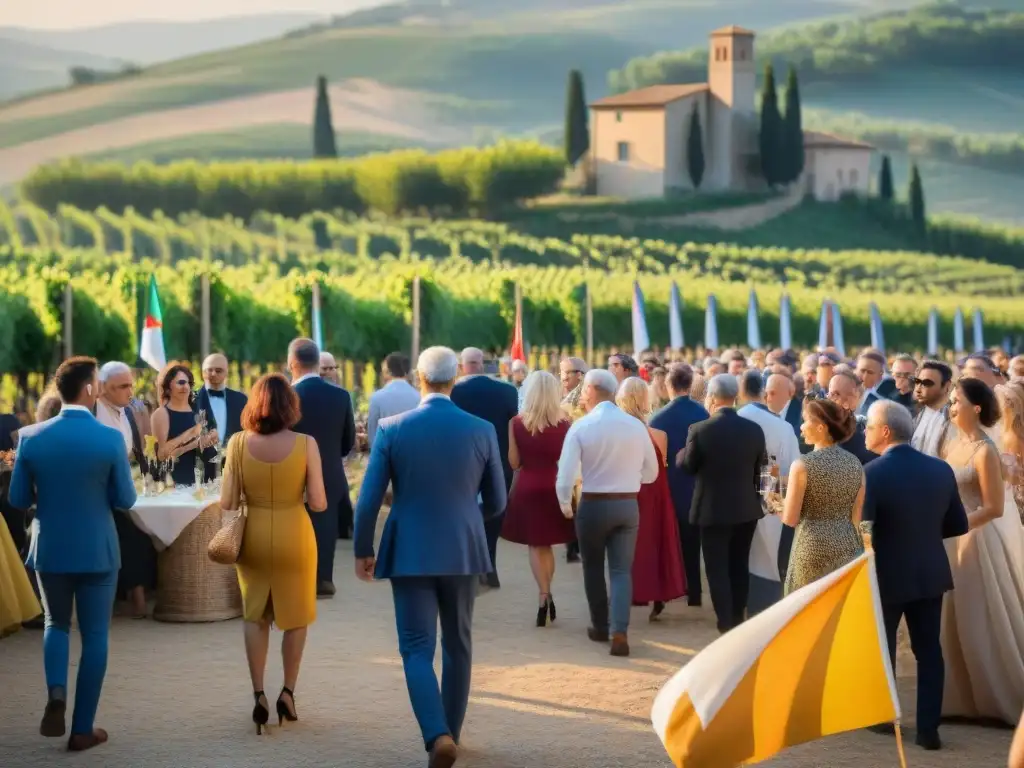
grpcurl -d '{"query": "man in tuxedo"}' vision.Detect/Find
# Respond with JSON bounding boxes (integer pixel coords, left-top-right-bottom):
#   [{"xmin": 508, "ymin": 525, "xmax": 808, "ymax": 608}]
[
  {"xmin": 196, "ymin": 353, "xmax": 247, "ymax": 480},
  {"xmin": 650, "ymin": 364, "xmax": 708, "ymax": 606},
  {"xmin": 828, "ymin": 369, "xmax": 879, "ymax": 465},
  {"xmin": 354, "ymin": 346, "xmax": 506, "ymax": 768},
  {"xmin": 855, "ymin": 350, "xmax": 887, "ymax": 418},
  {"xmin": 450, "ymin": 347, "xmax": 518, "ymax": 589},
  {"xmin": 288, "ymin": 338, "xmax": 356, "ymax": 597},
  {"xmin": 367, "ymin": 352, "xmax": 420, "ymax": 449},
  {"xmin": 10, "ymin": 356, "xmax": 137, "ymax": 752},
  {"xmin": 96, "ymin": 362, "xmax": 154, "ymax": 618},
  {"xmin": 679, "ymin": 374, "xmax": 766, "ymax": 634},
  {"xmin": 863, "ymin": 399, "xmax": 969, "ymax": 751}
]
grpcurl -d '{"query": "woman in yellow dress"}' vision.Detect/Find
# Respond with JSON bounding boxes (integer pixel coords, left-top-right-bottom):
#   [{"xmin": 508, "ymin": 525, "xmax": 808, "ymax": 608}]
[
  {"xmin": 1, "ymin": 452, "xmax": 42, "ymax": 638},
  {"xmin": 218, "ymin": 374, "xmax": 327, "ymax": 734}
]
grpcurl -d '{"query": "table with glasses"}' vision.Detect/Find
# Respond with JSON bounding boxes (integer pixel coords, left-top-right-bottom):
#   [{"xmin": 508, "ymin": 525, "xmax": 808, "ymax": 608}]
[{"xmin": 131, "ymin": 487, "xmax": 242, "ymax": 623}]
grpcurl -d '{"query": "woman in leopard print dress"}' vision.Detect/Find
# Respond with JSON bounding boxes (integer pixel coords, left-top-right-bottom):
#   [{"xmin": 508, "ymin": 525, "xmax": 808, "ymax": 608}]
[{"xmin": 782, "ymin": 398, "xmax": 865, "ymax": 595}]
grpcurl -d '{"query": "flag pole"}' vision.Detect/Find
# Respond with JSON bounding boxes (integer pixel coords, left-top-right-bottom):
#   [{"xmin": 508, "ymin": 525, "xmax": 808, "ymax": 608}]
[
  {"xmin": 411, "ymin": 275, "xmax": 421, "ymax": 363},
  {"xmin": 894, "ymin": 722, "xmax": 908, "ymax": 768}
]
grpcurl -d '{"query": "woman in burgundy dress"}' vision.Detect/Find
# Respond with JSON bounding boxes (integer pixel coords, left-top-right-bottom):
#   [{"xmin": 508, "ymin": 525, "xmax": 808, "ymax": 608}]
[
  {"xmin": 616, "ymin": 377, "xmax": 686, "ymax": 619},
  {"xmin": 502, "ymin": 370, "xmax": 575, "ymax": 627}
]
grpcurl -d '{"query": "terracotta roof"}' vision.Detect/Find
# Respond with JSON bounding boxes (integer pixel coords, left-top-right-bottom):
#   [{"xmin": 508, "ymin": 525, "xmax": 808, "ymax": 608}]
[
  {"xmin": 590, "ymin": 83, "xmax": 709, "ymax": 109},
  {"xmin": 803, "ymin": 130, "xmax": 875, "ymax": 150},
  {"xmin": 711, "ymin": 25, "xmax": 755, "ymax": 37}
]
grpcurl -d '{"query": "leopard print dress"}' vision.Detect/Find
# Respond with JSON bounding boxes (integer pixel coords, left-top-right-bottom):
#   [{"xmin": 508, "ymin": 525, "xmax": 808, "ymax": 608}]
[{"xmin": 783, "ymin": 444, "xmax": 865, "ymax": 595}]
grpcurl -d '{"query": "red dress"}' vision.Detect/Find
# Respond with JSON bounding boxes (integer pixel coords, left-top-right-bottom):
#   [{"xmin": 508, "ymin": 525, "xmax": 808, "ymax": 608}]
[
  {"xmin": 501, "ymin": 417, "xmax": 576, "ymax": 547},
  {"xmin": 632, "ymin": 439, "xmax": 687, "ymax": 605}
]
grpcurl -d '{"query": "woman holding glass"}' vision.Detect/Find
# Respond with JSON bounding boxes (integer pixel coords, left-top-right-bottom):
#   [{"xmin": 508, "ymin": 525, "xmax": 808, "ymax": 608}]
[{"xmin": 151, "ymin": 362, "xmax": 218, "ymax": 486}]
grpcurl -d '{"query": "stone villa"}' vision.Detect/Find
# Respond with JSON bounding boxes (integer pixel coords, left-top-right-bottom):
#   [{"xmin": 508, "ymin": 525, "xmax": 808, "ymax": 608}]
[{"xmin": 588, "ymin": 25, "xmax": 874, "ymax": 201}]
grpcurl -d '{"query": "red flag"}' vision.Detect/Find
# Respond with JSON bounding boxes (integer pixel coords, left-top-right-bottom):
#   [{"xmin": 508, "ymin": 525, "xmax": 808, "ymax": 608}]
[{"xmin": 510, "ymin": 303, "xmax": 526, "ymax": 362}]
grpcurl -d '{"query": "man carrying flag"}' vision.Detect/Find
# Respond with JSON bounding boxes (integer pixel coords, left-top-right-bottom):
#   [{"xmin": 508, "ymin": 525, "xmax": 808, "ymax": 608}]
[{"xmin": 139, "ymin": 275, "xmax": 166, "ymax": 371}]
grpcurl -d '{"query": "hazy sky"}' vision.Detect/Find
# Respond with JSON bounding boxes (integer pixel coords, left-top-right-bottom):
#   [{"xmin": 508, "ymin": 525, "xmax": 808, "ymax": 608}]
[{"xmin": 0, "ymin": 1, "xmax": 383, "ymax": 29}]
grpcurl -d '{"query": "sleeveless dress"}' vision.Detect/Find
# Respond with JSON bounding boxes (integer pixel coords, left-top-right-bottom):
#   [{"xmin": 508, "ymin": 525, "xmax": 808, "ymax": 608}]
[
  {"xmin": 166, "ymin": 407, "xmax": 201, "ymax": 486},
  {"xmin": 941, "ymin": 439, "xmax": 1024, "ymax": 724},
  {"xmin": 1001, "ymin": 452, "xmax": 1024, "ymax": 525},
  {"xmin": 0, "ymin": 515, "xmax": 41, "ymax": 637},
  {"xmin": 501, "ymin": 417, "xmax": 576, "ymax": 547},
  {"xmin": 631, "ymin": 438, "xmax": 686, "ymax": 605},
  {"xmin": 225, "ymin": 433, "xmax": 318, "ymax": 630},
  {"xmin": 783, "ymin": 445, "xmax": 864, "ymax": 595}
]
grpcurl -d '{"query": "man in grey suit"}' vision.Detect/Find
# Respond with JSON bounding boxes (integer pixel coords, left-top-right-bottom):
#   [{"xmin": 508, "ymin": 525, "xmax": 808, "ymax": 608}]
[{"xmin": 367, "ymin": 352, "xmax": 421, "ymax": 449}]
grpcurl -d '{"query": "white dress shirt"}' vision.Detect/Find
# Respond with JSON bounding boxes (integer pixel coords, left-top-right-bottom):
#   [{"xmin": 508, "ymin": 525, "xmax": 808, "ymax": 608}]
[
  {"xmin": 94, "ymin": 399, "xmax": 133, "ymax": 454},
  {"xmin": 778, "ymin": 399, "xmax": 792, "ymax": 423},
  {"xmin": 555, "ymin": 401, "xmax": 659, "ymax": 507},
  {"xmin": 292, "ymin": 372, "xmax": 321, "ymax": 387},
  {"xmin": 737, "ymin": 402, "xmax": 800, "ymax": 478},
  {"xmin": 912, "ymin": 406, "xmax": 947, "ymax": 457},
  {"xmin": 368, "ymin": 379, "xmax": 422, "ymax": 447},
  {"xmin": 205, "ymin": 387, "xmax": 228, "ymax": 446}
]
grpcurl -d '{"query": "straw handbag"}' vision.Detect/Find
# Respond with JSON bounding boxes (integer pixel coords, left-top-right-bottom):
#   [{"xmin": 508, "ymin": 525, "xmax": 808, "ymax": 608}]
[{"xmin": 208, "ymin": 434, "xmax": 247, "ymax": 565}]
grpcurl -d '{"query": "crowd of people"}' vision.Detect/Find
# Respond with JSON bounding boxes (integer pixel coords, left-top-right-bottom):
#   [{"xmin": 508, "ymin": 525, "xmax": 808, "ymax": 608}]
[{"xmin": 2, "ymin": 340, "xmax": 1024, "ymax": 766}]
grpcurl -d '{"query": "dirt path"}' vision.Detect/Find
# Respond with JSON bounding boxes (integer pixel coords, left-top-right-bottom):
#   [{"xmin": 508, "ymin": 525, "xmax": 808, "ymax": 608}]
[
  {"xmin": 651, "ymin": 188, "xmax": 805, "ymax": 230},
  {"xmin": 0, "ymin": 536, "xmax": 1011, "ymax": 768}
]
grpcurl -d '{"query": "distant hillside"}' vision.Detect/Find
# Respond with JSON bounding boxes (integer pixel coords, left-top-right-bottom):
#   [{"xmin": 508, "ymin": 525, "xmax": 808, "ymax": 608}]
[
  {"xmin": 0, "ymin": 38, "xmax": 120, "ymax": 101},
  {"xmin": 0, "ymin": 14, "xmax": 328, "ymax": 68}
]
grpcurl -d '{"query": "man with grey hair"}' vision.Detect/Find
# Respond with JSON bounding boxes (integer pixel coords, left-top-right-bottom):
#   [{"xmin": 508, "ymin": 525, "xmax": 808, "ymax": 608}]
[
  {"xmin": 354, "ymin": 346, "xmax": 506, "ymax": 767},
  {"xmin": 196, "ymin": 352, "xmax": 246, "ymax": 479},
  {"xmin": 451, "ymin": 346, "xmax": 518, "ymax": 589},
  {"xmin": 319, "ymin": 351, "xmax": 340, "ymax": 385},
  {"xmin": 289, "ymin": 337, "xmax": 356, "ymax": 595},
  {"xmin": 679, "ymin": 373, "xmax": 767, "ymax": 634},
  {"xmin": 555, "ymin": 368, "xmax": 659, "ymax": 657},
  {"xmin": 862, "ymin": 398, "xmax": 968, "ymax": 750}
]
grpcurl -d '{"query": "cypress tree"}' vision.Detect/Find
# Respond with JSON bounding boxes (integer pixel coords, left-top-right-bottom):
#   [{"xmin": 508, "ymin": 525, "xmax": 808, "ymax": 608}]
[
  {"xmin": 781, "ymin": 66, "xmax": 804, "ymax": 185},
  {"xmin": 686, "ymin": 104, "xmax": 705, "ymax": 189},
  {"xmin": 313, "ymin": 75, "xmax": 338, "ymax": 159},
  {"xmin": 878, "ymin": 155, "xmax": 894, "ymax": 201},
  {"xmin": 564, "ymin": 69, "xmax": 589, "ymax": 167},
  {"xmin": 909, "ymin": 163, "xmax": 926, "ymax": 235},
  {"xmin": 759, "ymin": 63, "xmax": 782, "ymax": 187}
]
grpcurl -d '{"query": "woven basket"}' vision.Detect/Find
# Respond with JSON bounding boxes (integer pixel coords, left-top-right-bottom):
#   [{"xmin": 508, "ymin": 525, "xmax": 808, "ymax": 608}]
[{"xmin": 154, "ymin": 504, "xmax": 242, "ymax": 623}]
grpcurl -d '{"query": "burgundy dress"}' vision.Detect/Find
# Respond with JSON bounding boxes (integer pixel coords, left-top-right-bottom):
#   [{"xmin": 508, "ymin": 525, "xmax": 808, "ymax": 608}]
[
  {"xmin": 632, "ymin": 438, "xmax": 687, "ymax": 605},
  {"xmin": 501, "ymin": 417, "xmax": 576, "ymax": 547}
]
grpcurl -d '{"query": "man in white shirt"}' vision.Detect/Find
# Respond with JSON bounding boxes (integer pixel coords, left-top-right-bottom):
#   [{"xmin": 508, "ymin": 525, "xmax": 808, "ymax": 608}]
[
  {"xmin": 738, "ymin": 371, "xmax": 799, "ymax": 480},
  {"xmin": 367, "ymin": 352, "xmax": 421, "ymax": 449},
  {"xmin": 912, "ymin": 360, "xmax": 956, "ymax": 457},
  {"xmin": 555, "ymin": 369, "xmax": 659, "ymax": 657},
  {"xmin": 95, "ymin": 362, "xmax": 136, "ymax": 459}
]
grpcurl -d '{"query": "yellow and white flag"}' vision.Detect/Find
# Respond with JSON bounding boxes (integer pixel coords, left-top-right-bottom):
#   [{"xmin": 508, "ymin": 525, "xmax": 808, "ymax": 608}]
[{"xmin": 651, "ymin": 552, "xmax": 900, "ymax": 767}]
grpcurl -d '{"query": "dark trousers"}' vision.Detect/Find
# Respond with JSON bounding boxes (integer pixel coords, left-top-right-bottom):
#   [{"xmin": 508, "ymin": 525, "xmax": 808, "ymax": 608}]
[
  {"xmin": 483, "ymin": 513, "xmax": 504, "ymax": 575},
  {"xmin": 37, "ymin": 570, "xmax": 118, "ymax": 735},
  {"xmin": 882, "ymin": 597, "xmax": 944, "ymax": 736},
  {"xmin": 702, "ymin": 520, "xmax": 758, "ymax": 633},
  {"xmin": 391, "ymin": 575, "xmax": 476, "ymax": 750},
  {"xmin": 677, "ymin": 516, "xmax": 703, "ymax": 603},
  {"xmin": 576, "ymin": 497, "xmax": 639, "ymax": 635},
  {"xmin": 309, "ymin": 500, "xmax": 339, "ymax": 584}
]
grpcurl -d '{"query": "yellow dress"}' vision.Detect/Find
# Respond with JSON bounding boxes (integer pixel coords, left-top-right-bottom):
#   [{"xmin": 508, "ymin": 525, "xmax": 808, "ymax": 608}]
[
  {"xmin": 0, "ymin": 518, "xmax": 42, "ymax": 637},
  {"xmin": 223, "ymin": 433, "xmax": 318, "ymax": 630}
]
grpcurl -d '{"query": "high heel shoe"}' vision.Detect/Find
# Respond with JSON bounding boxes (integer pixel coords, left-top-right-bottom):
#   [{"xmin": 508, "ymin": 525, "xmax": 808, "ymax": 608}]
[
  {"xmin": 252, "ymin": 691, "xmax": 269, "ymax": 735},
  {"xmin": 548, "ymin": 594, "xmax": 557, "ymax": 622},
  {"xmin": 276, "ymin": 687, "xmax": 298, "ymax": 725},
  {"xmin": 535, "ymin": 595, "xmax": 549, "ymax": 627}
]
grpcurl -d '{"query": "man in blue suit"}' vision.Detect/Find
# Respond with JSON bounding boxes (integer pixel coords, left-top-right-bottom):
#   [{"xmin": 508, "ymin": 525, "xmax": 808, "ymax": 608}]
[
  {"xmin": 354, "ymin": 346, "xmax": 507, "ymax": 768},
  {"xmin": 863, "ymin": 400, "xmax": 969, "ymax": 752},
  {"xmin": 9, "ymin": 356, "xmax": 137, "ymax": 753},
  {"xmin": 450, "ymin": 346, "xmax": 518, "ymax": 589},
  {"xmin": 650, "ymin": 364, "xmax": 709, "ymax": 607}
]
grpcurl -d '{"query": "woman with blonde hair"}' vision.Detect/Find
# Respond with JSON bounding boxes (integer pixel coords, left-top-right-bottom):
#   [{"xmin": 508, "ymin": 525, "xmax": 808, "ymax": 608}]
[
  {"xmin": 997, "ymin": 381, "xmax": 1024, "ymax": 522},
  {"xmin": 502, "ymin": 370, "xmax": 575, "ymax": 626},
  {"xmin": 616, "ymin": 377, "xmax": 686, "ymax": 619},
  {"xmin": 689, "ymin": 372, "xmax": 708, "ymax": 404}
]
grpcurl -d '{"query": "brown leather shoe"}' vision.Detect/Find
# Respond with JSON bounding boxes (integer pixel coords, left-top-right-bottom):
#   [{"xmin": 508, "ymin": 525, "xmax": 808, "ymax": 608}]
[
  {"xmin": 610, "ymin": 633, "xmax": 630, "ymax": 657},
  {"xmin": 68, "ymin": 728, "xmax": 108, "ymax": 752},
  {"xmin": 428, "ymin": 734, "xmax": 458, "ymax": 768}
]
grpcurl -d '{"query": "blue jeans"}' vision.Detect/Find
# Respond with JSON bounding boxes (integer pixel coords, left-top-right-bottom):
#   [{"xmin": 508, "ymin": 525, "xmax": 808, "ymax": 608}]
[
  {"xmin": 390, "ymin": 576, "xmax": 476, "ymax": 750},
  {"xmin": 36, "ymin": 570, "xmax": 117, "ymax": 735},
  {"xmin": 575, "ymin": 497, "xmax": 639, "ymax": 635}
]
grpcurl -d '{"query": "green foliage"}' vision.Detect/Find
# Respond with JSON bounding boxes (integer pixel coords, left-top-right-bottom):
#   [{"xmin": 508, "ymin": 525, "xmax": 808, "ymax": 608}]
[
  {"xmin": 686, "ymin": 105, "xmax": 705, "ymax": 189},
  {"xmin": 759, "ymin": 64, "xmax": 782, "ymax": 187},
  {"xmin": 608, "ymin": 5, "xmax": 1024, "ymax": 94},
  {"xmin": 564, "ymin": 69, "xmax": 589, "ymax": 167},
  {"xmin": 781, "ymin": 66, "xmax": 804, "ymax": 185},
  {"xmin": 19, "ymin": 142, "xmax": 565, "ymax": 220},
  {"xmin": 313, "ymin": 75, "xmax": 339, "ymax": 159},
  {"xmin": 909, "ymin": 164, "xmax": 927, "ymax": 235},
  {"xmin": 879, "ymin": 155, "xmax": 895, "ymax": 202}
]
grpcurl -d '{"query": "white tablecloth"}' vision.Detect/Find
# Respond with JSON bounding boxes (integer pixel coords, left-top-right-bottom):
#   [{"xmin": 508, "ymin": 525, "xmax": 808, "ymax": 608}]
[
  {"xmin": 130, "ymin": 490, "xmax": 217, "ymax": 549},
  {"xmin": 749, "ymin": 514, "xmax": 784, "ymax": 582}
]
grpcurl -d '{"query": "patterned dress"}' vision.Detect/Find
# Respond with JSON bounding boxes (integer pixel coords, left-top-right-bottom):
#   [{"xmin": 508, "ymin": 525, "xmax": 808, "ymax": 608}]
[{"xmin": 783, "ymin": 444, "xmax": 865, "ymax": 595}]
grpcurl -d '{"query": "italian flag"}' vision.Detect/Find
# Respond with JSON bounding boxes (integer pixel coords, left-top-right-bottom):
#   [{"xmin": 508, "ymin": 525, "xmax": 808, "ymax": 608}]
[{"xmin": 139, "ymin": 275, "xmax": 166, "ymax": 370}]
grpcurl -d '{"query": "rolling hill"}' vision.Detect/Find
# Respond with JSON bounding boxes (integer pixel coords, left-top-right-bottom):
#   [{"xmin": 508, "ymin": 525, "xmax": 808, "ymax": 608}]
[{"xmin": 0, "ymin": 37, "xmax": 121, "ymax": 101}]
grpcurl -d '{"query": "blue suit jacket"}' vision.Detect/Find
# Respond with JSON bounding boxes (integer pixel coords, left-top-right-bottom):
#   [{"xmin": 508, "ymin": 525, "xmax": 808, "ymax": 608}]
[
  {"xmin": 650, "ymin": 395, "xmax": 709, "ymax": 523},
  {"xmin": 354, "ymin": 397, "xmax": 507, "ymax": 579},
  {"xmin": 9, "ymin": 409, "xmax": 137, "ymax": 574},
  {"xmin": 863, "ymin": 444, "xmax": 969, "ymax": 605}
]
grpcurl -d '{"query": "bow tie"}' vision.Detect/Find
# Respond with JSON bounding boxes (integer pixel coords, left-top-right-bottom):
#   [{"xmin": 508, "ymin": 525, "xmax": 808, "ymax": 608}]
[{"xmin": 207, "ymin": 390, "xmax": 225, "ymax": 398}]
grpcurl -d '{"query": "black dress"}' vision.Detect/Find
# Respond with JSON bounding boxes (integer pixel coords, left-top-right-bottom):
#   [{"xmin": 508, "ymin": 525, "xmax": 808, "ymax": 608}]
[{"xmin": 165, "ymin": 406, "xmax": 211, "ymax": 486}]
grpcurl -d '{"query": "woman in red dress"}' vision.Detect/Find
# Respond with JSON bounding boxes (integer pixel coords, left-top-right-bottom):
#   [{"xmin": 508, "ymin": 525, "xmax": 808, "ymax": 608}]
[
  {"xmin": 616, "ymin": 377, "xmax": 686, "ymax": 619},
  {"xmin": 501, "ymin": 370, "xmax": 575, "ymax": 627}
]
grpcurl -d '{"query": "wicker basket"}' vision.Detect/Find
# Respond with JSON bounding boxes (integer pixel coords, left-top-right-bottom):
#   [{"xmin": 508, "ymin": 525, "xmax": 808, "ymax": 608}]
[{"xmin": 154, "ymin": 503, "xmax": 242, "ymax": 623}]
